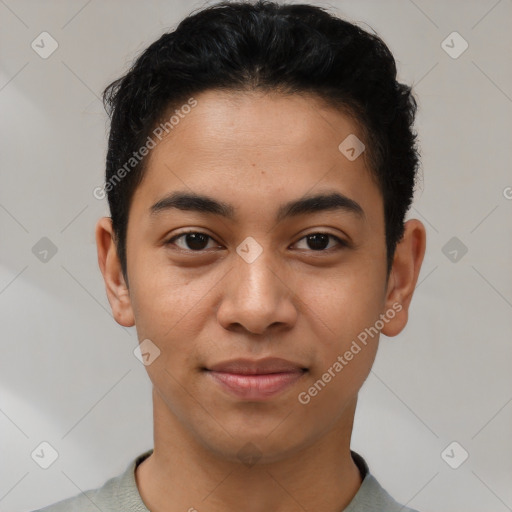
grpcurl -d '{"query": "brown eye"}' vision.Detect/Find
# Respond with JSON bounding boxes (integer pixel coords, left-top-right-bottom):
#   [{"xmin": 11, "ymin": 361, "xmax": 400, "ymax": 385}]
[
  {"xmin": 293, "ymin": 233, "xmax": 347, "ymax": 251},
  {"xmin": 167, "ymin": 231, "xmax": 218, "ymax": 251}
]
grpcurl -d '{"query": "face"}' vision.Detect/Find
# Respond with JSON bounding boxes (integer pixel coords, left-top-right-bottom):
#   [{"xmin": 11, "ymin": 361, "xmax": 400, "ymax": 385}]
[{"xmin": 98, "ymin": 90, "xmax": 421, "ymax": 463}]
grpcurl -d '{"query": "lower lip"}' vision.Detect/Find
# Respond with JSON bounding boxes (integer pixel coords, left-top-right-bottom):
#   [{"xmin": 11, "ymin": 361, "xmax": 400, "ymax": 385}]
[{"xmin": 207, "ymin": 370, "xmax": 306, "ymax": 400}]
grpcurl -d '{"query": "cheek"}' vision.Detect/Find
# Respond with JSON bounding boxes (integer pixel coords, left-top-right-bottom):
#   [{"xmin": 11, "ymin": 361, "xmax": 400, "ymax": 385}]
[
  {"xmin": 302, "ymin": 264, "xmax": 385, "ymax": 341},
  {"xmin": 297, "ymin": 266, "xmax": 384, "ymax": 391},
  {"xmin": 294, "ymin": 281, "xmax": 381, "ymax": 427},
  {"xmin": 128, "ymin": 263, "xmax": 219, "ymax": 362}
]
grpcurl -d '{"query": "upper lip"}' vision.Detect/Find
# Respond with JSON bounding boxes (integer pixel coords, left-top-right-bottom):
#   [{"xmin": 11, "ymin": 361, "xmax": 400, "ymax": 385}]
[{"xmin": 206, "ymin": 357, "xmax": 307, "ymax": 375}]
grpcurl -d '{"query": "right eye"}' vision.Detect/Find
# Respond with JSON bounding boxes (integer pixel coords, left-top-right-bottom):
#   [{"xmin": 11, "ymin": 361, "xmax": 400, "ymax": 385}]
[{"xmin": 165, "ymin": 231, "xmax": 221, "ymax": 252}]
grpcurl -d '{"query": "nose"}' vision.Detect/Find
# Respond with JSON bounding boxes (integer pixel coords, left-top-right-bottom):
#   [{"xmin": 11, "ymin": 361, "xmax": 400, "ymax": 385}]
[{"xmin": 216, "ymin": 249, "xmax": 298, "ymax": 336}]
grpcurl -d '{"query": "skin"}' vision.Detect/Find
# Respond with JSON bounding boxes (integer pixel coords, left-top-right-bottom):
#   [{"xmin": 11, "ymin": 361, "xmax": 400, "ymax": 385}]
[{"xmin": 96, "ymin": 90, "xmax": 426, "ymax": 512}]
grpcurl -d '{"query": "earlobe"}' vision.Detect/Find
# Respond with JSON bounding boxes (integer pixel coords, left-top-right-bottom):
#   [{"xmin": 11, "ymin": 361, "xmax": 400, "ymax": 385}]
[
  {"xmin": 381, "ymin": 219, "xmax": 427, "ymax": 338},
  {"xmin": 95, "ymin": 217, "xmax": 135, "ymax": 327}
]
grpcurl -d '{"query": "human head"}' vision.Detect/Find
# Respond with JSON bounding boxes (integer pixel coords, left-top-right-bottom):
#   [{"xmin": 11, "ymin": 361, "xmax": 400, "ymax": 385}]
[
  {"xmin": 101, "ymin": 0, "xmax": 420, "ymax": 287},
  {"xmin": 95, "ymin": 1, "xmax": 426, "ymax": 465}
]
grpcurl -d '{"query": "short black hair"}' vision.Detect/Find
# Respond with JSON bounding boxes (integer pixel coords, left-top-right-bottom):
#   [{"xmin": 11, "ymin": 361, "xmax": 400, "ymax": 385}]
[{"xmin": 102, "ymin": 0, "xmax": 420, "ymax": 285}]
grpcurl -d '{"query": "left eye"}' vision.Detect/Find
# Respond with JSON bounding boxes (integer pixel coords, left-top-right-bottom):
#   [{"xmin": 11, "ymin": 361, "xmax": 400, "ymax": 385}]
[
  {"xmin": 293, "ymin": 233, "xmax": 346, "ymax": 251},
  {"xmin": 166, "ymin": 231, "xmax": 346, "ymax": 252}
]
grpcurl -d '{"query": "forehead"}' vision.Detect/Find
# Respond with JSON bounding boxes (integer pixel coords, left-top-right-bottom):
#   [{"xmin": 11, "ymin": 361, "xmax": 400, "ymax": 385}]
[
  {"xmin": 150, "ymin": 90, "xmax": 364, "ymax": 162},
  {"xmin": 130, "ymin": 90, "xmax": 383, "ymax": 229}
]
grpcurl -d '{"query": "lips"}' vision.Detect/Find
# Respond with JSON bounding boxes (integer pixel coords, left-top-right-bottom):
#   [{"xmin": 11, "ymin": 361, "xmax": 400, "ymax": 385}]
[
  {"xmin": 207, "ymin": 357, "xmax": 307, "ymax": 375},
  {"xmin": 205, "ymin": 357, "xmax": 307, "ymax": 400}
]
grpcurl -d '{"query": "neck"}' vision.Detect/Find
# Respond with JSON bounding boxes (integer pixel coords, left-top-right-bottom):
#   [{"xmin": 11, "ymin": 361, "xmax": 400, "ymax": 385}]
[{"xmin": 135, "ymin": 387, "xmax": 362, "ymax": 512}]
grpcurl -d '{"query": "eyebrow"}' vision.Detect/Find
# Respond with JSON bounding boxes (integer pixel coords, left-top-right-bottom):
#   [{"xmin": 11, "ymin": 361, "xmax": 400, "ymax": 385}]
[{"xmin": 149, "ymin": 190, "xmax": 365, "ymax": 222}]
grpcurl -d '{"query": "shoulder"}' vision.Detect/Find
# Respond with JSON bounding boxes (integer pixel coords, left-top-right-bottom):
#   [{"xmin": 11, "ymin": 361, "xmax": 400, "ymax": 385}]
[
  {"xmin": 346, "ymin": 451, "xmax": 421, "ymax": 512},
  {"xmin": 29, "ymin": 450, "xmax": 153, "ymax": 512},
  {"xmin": 353, "ymin": 472, "xmax": 420, "ymax": 512},
  {"xmin": 29, "ymin": 473, "xmax": 122, "ymax": 512}
]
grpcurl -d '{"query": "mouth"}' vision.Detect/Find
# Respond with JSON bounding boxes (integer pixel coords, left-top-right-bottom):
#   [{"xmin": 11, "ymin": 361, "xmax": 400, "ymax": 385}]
[{"xmin": 203, "ymin": 357, "xmax": 308, "ymax": 401}]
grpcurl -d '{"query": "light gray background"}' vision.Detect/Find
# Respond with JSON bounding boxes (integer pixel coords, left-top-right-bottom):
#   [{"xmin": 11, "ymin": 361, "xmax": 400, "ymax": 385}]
[{"xmin": 1, "ymin": 1, "xmax": 511, "ymax": 511}]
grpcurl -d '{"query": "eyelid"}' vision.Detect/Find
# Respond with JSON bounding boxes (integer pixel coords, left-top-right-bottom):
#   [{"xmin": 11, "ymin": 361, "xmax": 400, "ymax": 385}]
[
  {"xmin": 293, "ymin": 232, "xmax": 348, "ymax": 248},
  {"xmin": 166, "ymin": 230, "xmax": 349, "ymax": 252},
  {"xmin": 166, "ymin": 229, "xmax": 221, "ymax": 250}
]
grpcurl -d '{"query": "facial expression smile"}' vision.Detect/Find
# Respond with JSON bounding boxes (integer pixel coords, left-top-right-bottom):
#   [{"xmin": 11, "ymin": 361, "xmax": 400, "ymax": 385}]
[{"xmin": 97, "ymin": 89, "xmax": 419, "ymax": 462}]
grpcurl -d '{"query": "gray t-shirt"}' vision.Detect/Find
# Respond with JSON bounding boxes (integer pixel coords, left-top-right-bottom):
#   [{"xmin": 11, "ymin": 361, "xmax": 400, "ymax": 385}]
[{"xmin": 32, "ymin": 449, "xmax": 419, "ymax": 512}]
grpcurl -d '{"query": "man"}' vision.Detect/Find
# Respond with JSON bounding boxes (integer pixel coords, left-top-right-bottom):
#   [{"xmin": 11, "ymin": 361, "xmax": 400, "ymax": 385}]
[{"xmin": 34, "ymin": 1, "xmax": 426, "ymax": 510}]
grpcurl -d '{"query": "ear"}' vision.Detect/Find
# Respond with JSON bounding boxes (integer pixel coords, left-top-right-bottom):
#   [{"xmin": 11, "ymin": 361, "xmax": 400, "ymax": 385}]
[
  {"xmin": 381, "ymin": 219, "xmax": 426, "ymax": 338},
  {"xmin": 95, "ymin": 217, "xmax": 135, "ymax": 327}
]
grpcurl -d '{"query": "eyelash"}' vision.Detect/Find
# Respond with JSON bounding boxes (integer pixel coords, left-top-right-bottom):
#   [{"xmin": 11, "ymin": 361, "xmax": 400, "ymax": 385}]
[{"xmin": 165, "ymin": 230, "xmax": 348, "ymax": 253}]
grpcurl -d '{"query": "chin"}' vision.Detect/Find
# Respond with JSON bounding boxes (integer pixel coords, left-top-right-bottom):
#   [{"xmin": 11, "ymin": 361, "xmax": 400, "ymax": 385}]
[{"xmin": 193, "ymin": 419, "xmax": 317, "ymax": 465}]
